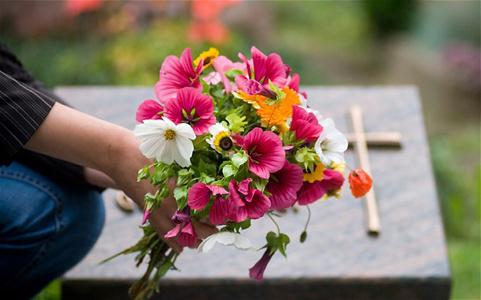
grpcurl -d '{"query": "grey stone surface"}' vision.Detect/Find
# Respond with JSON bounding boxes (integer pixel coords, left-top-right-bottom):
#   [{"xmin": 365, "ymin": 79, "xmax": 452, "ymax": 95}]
[{"xmin": 56, "ymin": 86, "xmax": 450, "ymax": 299}]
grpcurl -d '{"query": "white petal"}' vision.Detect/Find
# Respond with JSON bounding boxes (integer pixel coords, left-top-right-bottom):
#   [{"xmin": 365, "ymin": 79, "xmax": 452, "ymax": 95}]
[
  {"xmin": 139, "ymin": 137, "xmax": 164, "ymax": 159},
  {"xmin": 215, "ymin": 232, "xmax": 237, "ymax": 245},
  {"xmin": 320, "ymin": 118, "xmax": 335, "ymax": 129},
  {"xmin": 175, "ymin": 136, "xmax": 194, "ymax": 161},
  {"xmin": 326, "ymin": 152, "xmax": 345, "ymax": 164},
  {"xmin": 134, "ymin": 123, "xmax": 163, "ymax": 138},
  {"xmin": 198, "ymin": 235, "xmax": 218, "ymax": 253},
  {"xmin": 158, "ymin": 141, "xmax": 175, "ymax": 164},
  {"xmin": 325, "ymin": 131, "xmax": 348, "ymax": 152},
  {"xmin": 161, "ymin": 117, "xmax": 176, "ymax": 128},
  {"xmin": 175, "ymin": 123, "xmax": 196, "ymax": 140},
  {"xmin": 233, "ymin": 234, "xmax": 253, "ymax": 250},
  {"xmin": 173, "ymin": 148, "xmax": 191, "ymax": 167}
]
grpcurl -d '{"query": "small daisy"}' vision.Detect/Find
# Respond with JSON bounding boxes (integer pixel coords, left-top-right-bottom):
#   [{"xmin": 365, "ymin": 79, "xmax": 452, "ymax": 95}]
[
  {"xmin": 207, "ymin": 123, "xmax": 233, "ymax": 152},
  {"xmin": 134, "ymin": 117, "xmax": 196, "ymax": 167}
]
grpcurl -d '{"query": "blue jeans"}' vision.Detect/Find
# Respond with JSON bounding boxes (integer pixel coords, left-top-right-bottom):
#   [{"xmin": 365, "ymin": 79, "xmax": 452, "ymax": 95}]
[{"xmin": 0, "ymin": 161, "xmax": 105, "ymax": 299}]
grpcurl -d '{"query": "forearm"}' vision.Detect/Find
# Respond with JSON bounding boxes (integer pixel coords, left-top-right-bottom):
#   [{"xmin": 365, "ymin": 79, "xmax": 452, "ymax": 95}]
[{"xmin": 25, "ymin": 102, "xmax": 133, "ymax": 175}]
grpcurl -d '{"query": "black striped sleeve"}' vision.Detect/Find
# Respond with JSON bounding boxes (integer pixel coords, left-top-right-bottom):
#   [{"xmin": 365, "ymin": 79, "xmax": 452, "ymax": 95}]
[{"xmin": 0, "ymin": 70, "xmax": 55, "ymax": 165}]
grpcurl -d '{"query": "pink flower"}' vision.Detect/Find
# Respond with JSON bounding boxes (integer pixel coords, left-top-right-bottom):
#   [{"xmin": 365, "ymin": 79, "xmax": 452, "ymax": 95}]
[
  {"xmin": 249, "ymin": 249, "xmax": 273, "ymax": 281},
  {"xmin": 297, "ymin": 169, "xmax": 344, "ymax": 205},
  {"xmin": 187, "ymin": 182, "xmax": 231, "ymax": 225},
  {"xmin": 141, "ymin": 209, "xmax": 151, "ymax": 225},
  {"xmin": 155, "ymin": 48, "xmax": 203, "ymax": 103},
  {"xmin": 164, "ymin": 210, "xmax": 198, "ymax": 248},
  {"xmin": 286, "ymin": 73, "xmax": 307, "ymax": 99},
  {"xmin": 266, "ymin": 160, "xmax": 304, "ymax": 210},
  {"xmin": 228, "ymin": 179, "xmax": 271, "ymax": 221},
  {"xmin": 136, "ymin": 99, "xmax": 163, "ymax": 123},
  {"xmin": 213, "ymin": 55, "xmax": 245, "ymax": 93},
  {"xmin": 235, "ymin": 47, "xmax": 289, "ymax": 96},
  {"xmin": 290, "ymin": 106, "xmax": 323, "ymax": 143},
  {"xmin": 235, "ymin": 128, "xmax": 285, "ymax": 179},
  {"xmin": 164, "ymin": 87, "xmax": 216, "ymax": 135}
]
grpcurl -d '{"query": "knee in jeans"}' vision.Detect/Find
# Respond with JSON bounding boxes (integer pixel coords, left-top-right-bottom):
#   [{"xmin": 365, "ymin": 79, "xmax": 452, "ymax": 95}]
[{"xmin": 59, "ymin": 189, "xmax": 105, "ymax": 265}]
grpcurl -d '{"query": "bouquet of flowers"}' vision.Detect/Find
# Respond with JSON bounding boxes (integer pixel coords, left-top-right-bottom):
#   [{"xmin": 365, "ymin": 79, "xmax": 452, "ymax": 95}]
[{"xmin": 110, "ymin": 47, "xmax": 372, "ymax": 300}]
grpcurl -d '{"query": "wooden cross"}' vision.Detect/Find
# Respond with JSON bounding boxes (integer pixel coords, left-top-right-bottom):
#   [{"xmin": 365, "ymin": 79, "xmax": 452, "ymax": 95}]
[{"xmin": 348, "ymin": 105, "xmax": 402, "ymax": 236}]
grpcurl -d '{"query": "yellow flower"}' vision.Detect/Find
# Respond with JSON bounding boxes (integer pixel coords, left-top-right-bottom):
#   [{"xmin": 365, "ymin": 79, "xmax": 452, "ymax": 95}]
[
  {"xmin": 207, "ymin": 123, "xmax": 233, "ymax": 152},
  {"xmin": 194, "ymin": 48, "xmax": 220, "ymax": 69},
  {"xmin": 303, "ymin": 163, "xmax": 326, "ymax": 183}
]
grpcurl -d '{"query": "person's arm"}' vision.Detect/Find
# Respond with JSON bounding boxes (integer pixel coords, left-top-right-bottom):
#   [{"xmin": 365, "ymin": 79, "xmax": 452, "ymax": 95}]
[{"xmin": 25, "ymin": 102, "xmax": 216, "ymax": 252}]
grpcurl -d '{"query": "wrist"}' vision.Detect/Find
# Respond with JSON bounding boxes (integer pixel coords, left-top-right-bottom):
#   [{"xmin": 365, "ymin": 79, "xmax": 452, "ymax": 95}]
[{"xmin": 106, "ymin": 127, "xmax": 153, "ymax": 207}]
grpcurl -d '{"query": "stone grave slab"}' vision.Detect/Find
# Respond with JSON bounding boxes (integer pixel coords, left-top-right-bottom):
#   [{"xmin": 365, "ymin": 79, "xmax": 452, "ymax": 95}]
[{"xmin": 56, "ymin": 86, "xmax": 451, "ymax": 300}]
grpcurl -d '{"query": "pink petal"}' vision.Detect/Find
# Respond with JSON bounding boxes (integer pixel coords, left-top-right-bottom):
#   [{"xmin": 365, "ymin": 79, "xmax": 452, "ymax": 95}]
[
  {"xmin": 297, "ymin": 182, "xmax": 327, "ymax": 205},
  {"xmin": 188, "ymin": 182, "xmax": 211, "ymax": 210},
  {"xmin": 136, "ymin": 99, "xmax": 163, "ymax": 123},
  {"xmin": 228, "ymin": 180, "xmax": 245, "ymax": 207},
  {"xmin": 178, "ymin": 222, "xmax": 197, "ymax": 248},
  {"xmin": 209, "ymin": 197, "xmax": 230, "ymax": 225},
  {"xmin": 245, "ymin": 190, "xmax": 271, "ymax": 219},
  {"xmin": 267, "ymin": 160, "xmax": 304, "ymax": 210},
  {"xmin": 249, "ymin": 249, "xmax": 273, "ymax": 281},
  {"xmin": 207, "ymin": 184, "xmax": 228, "ymax": 195},
  {"xmin": 164, "ymin": 224, "xmax": 182, "ymax": 239}
]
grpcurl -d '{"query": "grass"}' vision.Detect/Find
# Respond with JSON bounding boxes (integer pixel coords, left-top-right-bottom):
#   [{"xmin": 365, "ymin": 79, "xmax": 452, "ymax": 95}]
[{"xmin": 449, "ymin": 240, "xmax": 481, "ymax": 300}]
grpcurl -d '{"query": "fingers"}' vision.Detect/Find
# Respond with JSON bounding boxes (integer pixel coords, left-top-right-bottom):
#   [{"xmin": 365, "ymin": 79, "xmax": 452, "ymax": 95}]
[
  {"xmin": 193, "ymin": 221, "xmax": 218, "ymax": 240},
  {"xmin": 149, "ymin": 210, "xmax": 183, "ymax": 253}
]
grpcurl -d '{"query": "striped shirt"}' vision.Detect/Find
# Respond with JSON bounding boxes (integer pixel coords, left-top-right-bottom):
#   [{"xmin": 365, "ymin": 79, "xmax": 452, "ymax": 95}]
[{"xmin": 0, "ymin": 42, "xmax": 94, "ymax": 188}]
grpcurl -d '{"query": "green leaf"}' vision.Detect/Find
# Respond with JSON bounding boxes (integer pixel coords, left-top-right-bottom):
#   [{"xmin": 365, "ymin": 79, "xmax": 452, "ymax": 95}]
[
  {"xmin": 268, "ymin": 80, "xmax": 286, "ymax": 101},
  {"xmin": 278, "ymin": 233, "xmax": 290, "ymax": 257},
  {"xmin": 173, "ymin": 186, "xmax": 188, "ymax": 210},
  {"xmin": 137, "ymin": 166, "xmax": 150, "ymax": 182},
  {"xmin": 232, "ymin": 151, "xmax": 248, "ymax": 168},
  {"xmin": 226, "ymin": 112, "xmax": 247, "ymax": 133},
  {"xmin": 253, "ymin": 178, "xmax": 269, "ymax": 192},
  {"xmin": 222, "ymin": 164, "xmax": 237, "ymax": 178},
  {"xmin": 225, "ymin": 69, "xmax": 244, "ymax": 80}
]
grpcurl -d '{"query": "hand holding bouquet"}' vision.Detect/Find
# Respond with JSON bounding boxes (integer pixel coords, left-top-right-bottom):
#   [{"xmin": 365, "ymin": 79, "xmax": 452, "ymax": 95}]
[{"xmin": 109, "ymin": 47, "xmax": 372, "ymax": 300}]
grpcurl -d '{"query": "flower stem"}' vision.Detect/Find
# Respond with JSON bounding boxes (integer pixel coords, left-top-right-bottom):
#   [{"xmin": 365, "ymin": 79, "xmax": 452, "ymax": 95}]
[
  {"xmin": 267, "ymin": 212, "xmax": 281, "ymax": 235},
  {"xmin": 303, "ymin": 205, "xmax": 311, "ymax": 233}
]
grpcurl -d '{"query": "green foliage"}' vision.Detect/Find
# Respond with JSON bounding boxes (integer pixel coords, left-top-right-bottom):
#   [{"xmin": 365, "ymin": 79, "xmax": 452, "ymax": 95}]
[
  {"xmin": 226, "ymin": 112, "xmax": 247, "ymax": 133},
  {"xmin": 431, "ymin": 132, "xmax": 481, "ymax": 241},
  {"xmin": 223, "ymin": 219, "xmax": 252, "ymax": 233},
  {"xmin": 448, "ymin": 240, "xmax": 481, "ymax": 300},
  {"xmin": 295, "ymin": 147, "xmax": 319, "ymax": 171},
  {"xmin": 361, "ymin": 0, "xmax": 417, "ymax": 38},
  {"xmin": 265, "ymin": 231, "xmax": 290, "ymax": 257}
]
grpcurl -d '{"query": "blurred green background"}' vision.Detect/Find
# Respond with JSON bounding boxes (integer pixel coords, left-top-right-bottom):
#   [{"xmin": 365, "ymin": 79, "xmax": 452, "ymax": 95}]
[{"xmin": 1, "ymin": 0, "xmax": 479, "ymax": 299}]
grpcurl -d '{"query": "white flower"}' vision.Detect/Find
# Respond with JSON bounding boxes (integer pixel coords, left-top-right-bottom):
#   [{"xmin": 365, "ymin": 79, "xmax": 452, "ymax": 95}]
[
  {"xmin": 203, "ymin": 71, "xmax": 222, "ymax": 85},
  {"xmin": 134, "ymin": 118, "xmax": 196, "ymax": 167},
  {"xmin": 198, "ymin": 231, "xmax": 253, "ymax": 253},
  {"xmin": 206, "ymin": 123, "xmax": 232, "ymax": 152},
  {"xmin": 314, "ymin": 118, "xmax": 348, "ymax": 166}
]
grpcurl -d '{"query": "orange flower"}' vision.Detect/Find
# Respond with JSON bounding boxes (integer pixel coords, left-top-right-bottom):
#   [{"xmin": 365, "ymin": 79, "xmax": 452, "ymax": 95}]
[
  {"xmin": 348, "ymin": 169, "xmax": 372, "ymax": 198},
  {"xmin": 237, "ymin": 87, "xmax": 300, "ymax": 129}
]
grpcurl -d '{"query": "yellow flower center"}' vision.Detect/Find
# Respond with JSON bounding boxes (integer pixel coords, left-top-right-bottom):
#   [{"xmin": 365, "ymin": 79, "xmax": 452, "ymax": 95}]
[
  {"xmin": 164, "ymin": 129, "xmax": 176, "ymax": 140},
  {"xmin": 303, "ymin": 163, "xmax": 326, "ymax": 183},
  {"xmin": 213, "ymin": 131, "xmax": 231, "ymax": 151}
]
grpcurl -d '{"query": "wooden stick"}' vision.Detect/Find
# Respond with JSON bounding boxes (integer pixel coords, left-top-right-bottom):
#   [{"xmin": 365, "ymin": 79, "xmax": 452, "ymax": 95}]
[
  {"xmin": 346, "ymin": 132, "xmax": 402, "ymax": 148},
  {"xmin": 350, "ymin": 105, "xmax": 381, "ymax": 235}
]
